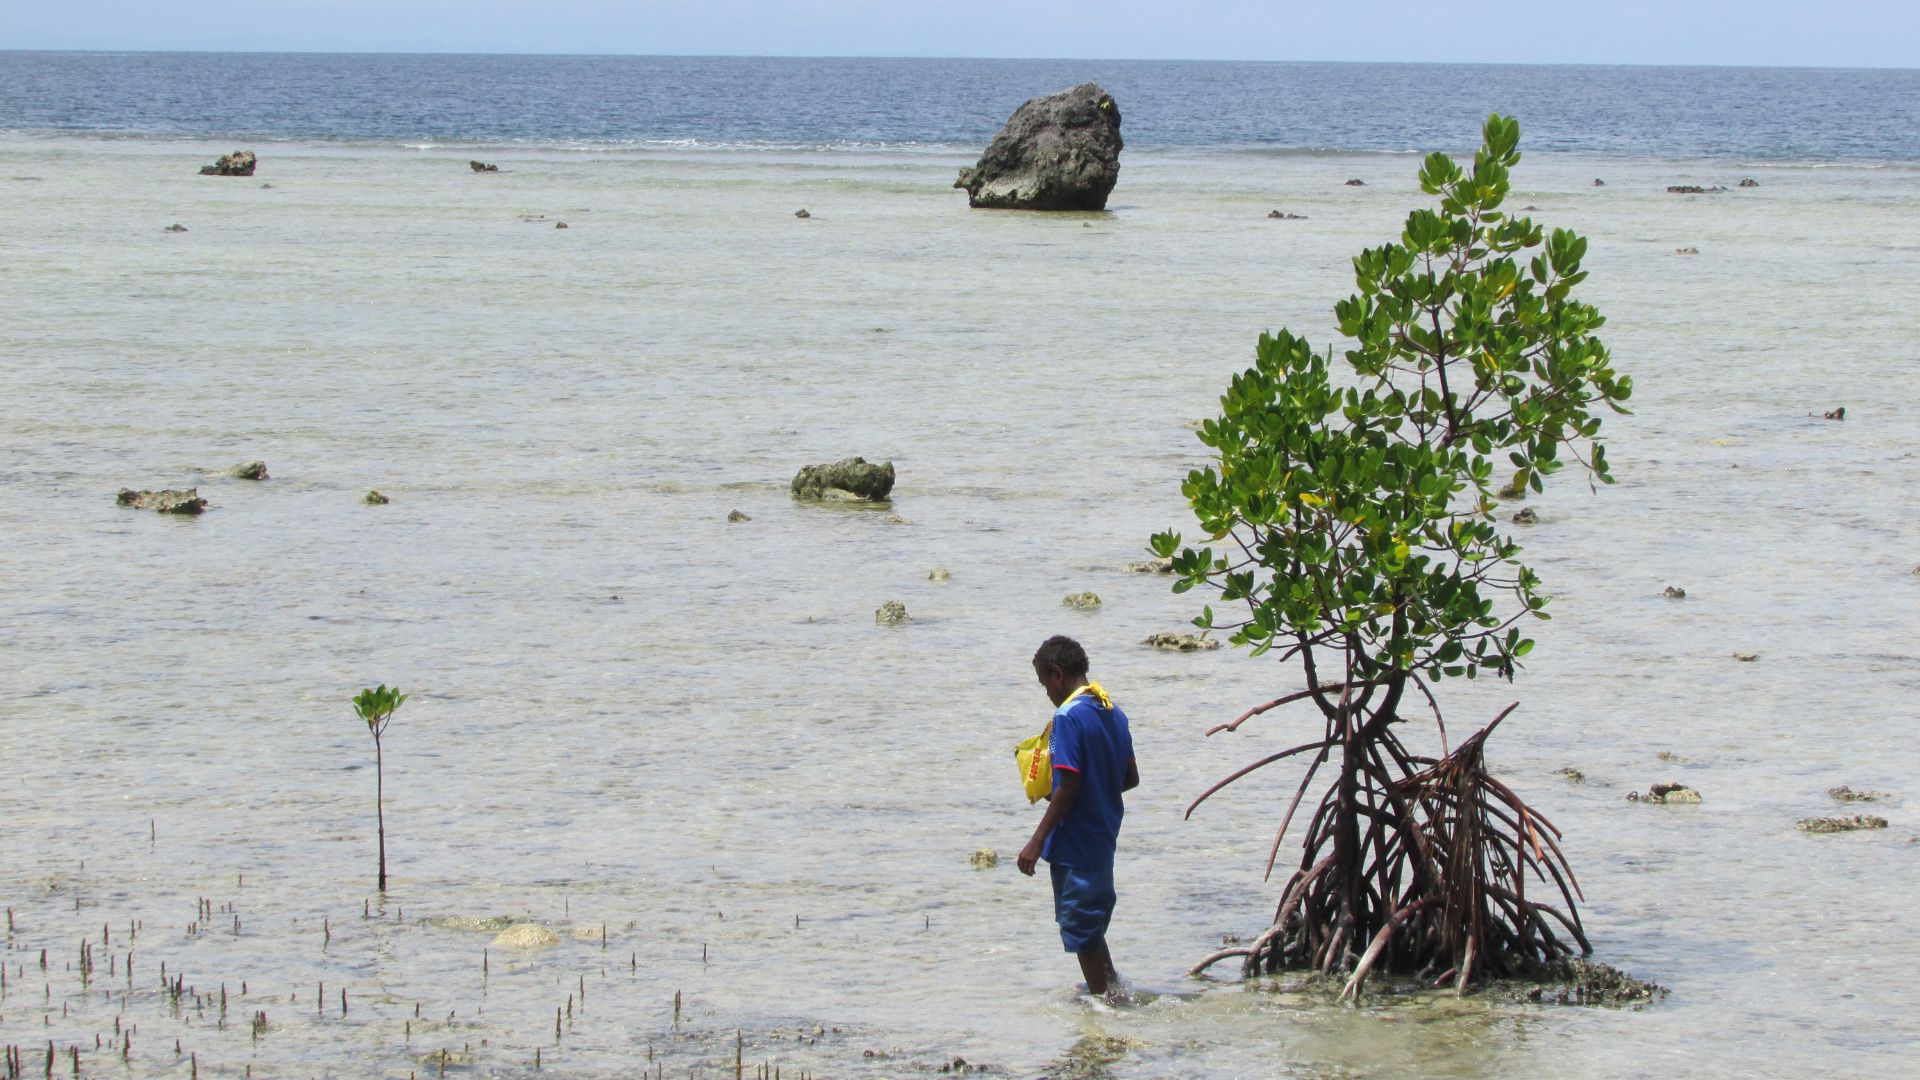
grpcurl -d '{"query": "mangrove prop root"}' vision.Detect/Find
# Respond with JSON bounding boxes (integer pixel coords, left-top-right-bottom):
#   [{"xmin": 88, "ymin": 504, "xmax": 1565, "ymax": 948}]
[{"xmin": 1195, "ymin": 699, "xmax": 1589, "ymax": 993}]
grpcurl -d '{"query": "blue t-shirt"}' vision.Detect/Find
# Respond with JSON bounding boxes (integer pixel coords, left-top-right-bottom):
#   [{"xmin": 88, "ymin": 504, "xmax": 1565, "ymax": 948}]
[{"xmin": 1043, "ymin": 692, "xmax": 1134, "ymax": 869}]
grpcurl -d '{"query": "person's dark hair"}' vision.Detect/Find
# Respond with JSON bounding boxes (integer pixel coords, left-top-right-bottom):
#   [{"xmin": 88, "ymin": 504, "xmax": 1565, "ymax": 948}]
[{"xmin": 1032, "ymin": 635, "xmax": 1089, "ymax": 678}]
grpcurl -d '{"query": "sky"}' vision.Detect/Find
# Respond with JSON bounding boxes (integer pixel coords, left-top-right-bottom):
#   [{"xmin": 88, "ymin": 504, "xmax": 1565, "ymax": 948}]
[{"xmin": 3, "ymin": 1, "xmax": 1916, "ymax": 68}]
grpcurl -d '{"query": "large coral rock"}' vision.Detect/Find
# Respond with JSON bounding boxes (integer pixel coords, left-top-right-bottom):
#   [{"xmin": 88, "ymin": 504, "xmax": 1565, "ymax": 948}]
[
  {"xmin": 955, "ymin": 83, "xmax": 1122, "ymax": 210},
  {"xmin": 199, "ymin": 151, "xmax": 256, "ymax": 176},
  {"xmin": 791, "ymin": 457, "xmax": 895, "ymax": 502}
]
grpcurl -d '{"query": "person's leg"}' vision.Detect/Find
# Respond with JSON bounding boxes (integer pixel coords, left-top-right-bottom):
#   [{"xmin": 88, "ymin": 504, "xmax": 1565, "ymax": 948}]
[{"xmin": 1075, "ymin": 938, "xmax": 1112, "ymax": 996}]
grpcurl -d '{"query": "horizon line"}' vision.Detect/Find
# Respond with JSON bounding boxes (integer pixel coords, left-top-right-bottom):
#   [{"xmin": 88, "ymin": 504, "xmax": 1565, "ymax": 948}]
[{"xmin": 2, "ymin": 48, "xmax": 1915, "ymax": 73}]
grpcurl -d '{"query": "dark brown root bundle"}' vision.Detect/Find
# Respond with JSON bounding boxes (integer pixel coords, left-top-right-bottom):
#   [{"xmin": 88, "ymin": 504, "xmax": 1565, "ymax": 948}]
[{"xmin": 1189, "ymin": 695, "xmax": 1588, "ymax": 997}]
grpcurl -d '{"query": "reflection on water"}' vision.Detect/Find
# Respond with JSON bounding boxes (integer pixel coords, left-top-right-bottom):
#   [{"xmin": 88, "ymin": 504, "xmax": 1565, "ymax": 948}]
[{"xmin": 1, "ymin": 139, "xmax": 1916, "ymax": 1077}]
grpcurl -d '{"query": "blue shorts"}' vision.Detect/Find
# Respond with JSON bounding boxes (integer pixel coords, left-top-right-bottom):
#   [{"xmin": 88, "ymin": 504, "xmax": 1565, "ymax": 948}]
[{"xmin": 1049, "ymin": 862, "xmax": 1116, "ymax": 954}]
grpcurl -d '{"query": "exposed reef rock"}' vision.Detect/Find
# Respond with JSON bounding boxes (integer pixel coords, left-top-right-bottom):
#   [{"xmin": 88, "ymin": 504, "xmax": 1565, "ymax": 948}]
[
  {"xmin": 470, "ymin": 160, "xmax": 498, "ymax": 173},
  {"xmin": 1627, "ymin": 783, "xmax": 1702, "ymax": 804},
  {"xmin": 228, "ymin": 460, "xmax": 268, "ymax": 480},
  {"xmin": 117, "ymin": 488, "xmax": 206, "ymax": 515},
  {"xmin": 1062, "ymin": 592, "xmax": 1101, "ymax": 609},
  {"xmin": 791, "ymin": 457, "xmax": 895, "ymax": 502},
  {"xmin": 875, "ymin": 600, "xmax": 910, "ymax": 626},
  {"xmin": 1142, "ymin": 632, "xmax": 1219, "ymax": 652},
  {"xmin": 199, "ymin": 151, "xmax": 256, "ymax": 177},
  {"xmin": 954, "ymin": 83, "xmax": 1122, "ymax": 211}
]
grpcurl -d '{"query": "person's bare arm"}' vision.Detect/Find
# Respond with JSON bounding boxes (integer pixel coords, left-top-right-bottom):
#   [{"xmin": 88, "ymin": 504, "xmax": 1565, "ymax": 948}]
[{"xmin": 1018, "ymin": 770, "xmax": 1081, "ymax": 875}]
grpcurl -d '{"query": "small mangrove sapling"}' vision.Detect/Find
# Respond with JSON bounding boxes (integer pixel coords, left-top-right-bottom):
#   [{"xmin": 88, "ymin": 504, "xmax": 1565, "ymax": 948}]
[
  {"xmin": 1162, "ymin": 116, "xmax": 1631, "ymax": 993},
  {"xmin": 353, "ymin": 684, "xmax": 408, "ymax": 891}
]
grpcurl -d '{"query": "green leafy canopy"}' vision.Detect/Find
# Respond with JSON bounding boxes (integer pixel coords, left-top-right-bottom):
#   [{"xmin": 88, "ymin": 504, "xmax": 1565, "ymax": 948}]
[
  {"xmin": 353, "ymin": 684, "xmax": 407, "ymax": 736},
  {"xmin": 1151, "ymin": 115, "xmax": 1631, "ymax": 685}
]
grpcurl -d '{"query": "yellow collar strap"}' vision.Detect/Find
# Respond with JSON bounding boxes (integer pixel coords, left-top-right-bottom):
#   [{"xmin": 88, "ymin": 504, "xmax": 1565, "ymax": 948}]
[{"xmin": 1060, "ymin": 680, "xmax": 1113, "ymax": 710}]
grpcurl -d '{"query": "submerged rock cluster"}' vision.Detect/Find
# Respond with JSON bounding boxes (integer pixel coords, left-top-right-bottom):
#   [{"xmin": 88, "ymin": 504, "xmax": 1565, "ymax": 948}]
[
  {"xmin": 1827, "ymin": 785, "xmax": 1888, "ymax": 802},
  {"xmin": 1142, "ymin": 632, "xmax": 1219, "ymax": 652},
  {"xmin": 1521, "ymin": 958, "xmax": 1668, "ymax": 1006},
  {"xmin": 1796, "ymin": 815, "xmax": 1887, "ymax": 833}
]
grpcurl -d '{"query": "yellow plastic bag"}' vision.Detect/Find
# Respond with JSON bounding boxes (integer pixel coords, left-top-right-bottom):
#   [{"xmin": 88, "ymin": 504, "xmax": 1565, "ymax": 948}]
[
  {"xmin": 1015, "ymin": 720, "xmax": 1054, "ymax": 804},
  {"xmin": 1013, "ymin": 683, "xmax": 1112, "ymax": 804}
]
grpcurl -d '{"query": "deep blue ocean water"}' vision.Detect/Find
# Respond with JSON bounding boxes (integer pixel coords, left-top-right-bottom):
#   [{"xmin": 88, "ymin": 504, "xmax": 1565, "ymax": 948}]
[{"xmin": 2, "ymin": 51, "xmax": 1917, "ymax": 159}]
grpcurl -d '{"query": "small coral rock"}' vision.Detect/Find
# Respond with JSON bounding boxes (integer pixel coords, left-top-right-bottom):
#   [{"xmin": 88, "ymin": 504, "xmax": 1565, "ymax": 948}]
[
  {"xmin": 1512, "ymin": 507, "xmax": 1539, "ymax": 525},
  {"xmin": 1124, "ymin": 558, "xmax": 1174, "ymax": 574},
  {"xmin": 1142, "ymin": 632, "xmax": 1219, "ymax": 652},
  {"xmin": 228, "ymin": 460, "xmax": 269, "ymax": 481},
  {"xmin": 927, "ymin": 567, "xmax": 952, "ymax": 582},
  {"xmin": 970, "ymin": 848, "xmax": 999, "ymax": 869},
  {"xmin": 1663, "ymin": 585, "xmax": 1686, "ymax": 599},
  {"xmin": 1628, "ymin": 782, "xmax": 1702, "ymax": 804},
  {"xmin": 363, "ymin": 490, "xmax": 391, "ymax": 505},
  {"xmin": 1828, "ymin": 785, "xmax": 1888, "ymax": 803},
  {"xmin": 1796, "ymin": 815, "xmax": 1887, "ymax": 833},
  {"xmin": 199, "ymin": 150, "xmax": 256, "ymax": 176},
  {"xmin": 726, "ymin": 509, "xmax": 750, "ymax": 522},
  {"xmin": 1062, "ymin": 592, "xmax": 1101, "ymax": 609},
  {"xmin": 488, "ymin": 923, "xmax": 559, "ymax": 949},
  {"xmin": 875, "ymin": 600, "xmax": 910, "ymax": 625},
  {"xmin": 792, "ymin": 457, "xmax": 895, "ymax": 501},
  {"xmin": 116, "ymin": 488, "xmax": 207, "ymax": 515}
]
